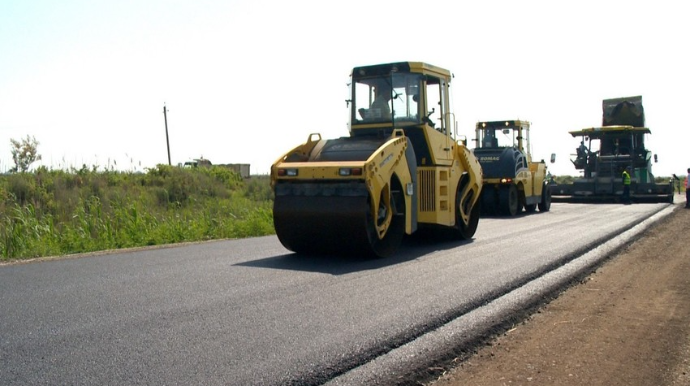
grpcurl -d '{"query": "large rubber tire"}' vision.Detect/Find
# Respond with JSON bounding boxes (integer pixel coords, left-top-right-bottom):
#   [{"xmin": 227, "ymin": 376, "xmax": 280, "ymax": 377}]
[
  {"xmin": 458, "ymin": 199, "xmax": 480, "ymax": 239},
  {"xmin": 365, "ymin": 186, "xmax": 405, "ymax": 258},
  {"xmin": 538, "ymin": 183, "xmax": 552, "ymax": 212},
  {"xmin": 480, "ymin": 186, "xmax": 497, "ymax": 215},
  {"xmin": 499, "ymin": 185, "xmax": 519, "ymax": 216},
  {"xmin": 452, "ymin": 180, "xmax": 476, "ymax": 240},
  {"xmin": 524, "ymin": 203, "xmax": 537, "ymax": 213}
]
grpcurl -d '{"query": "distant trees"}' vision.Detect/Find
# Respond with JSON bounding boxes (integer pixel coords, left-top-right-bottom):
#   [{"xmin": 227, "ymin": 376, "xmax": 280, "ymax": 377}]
[{"xmin": 9, "ymin": 135, "xmax": 42, "ymax": 173}]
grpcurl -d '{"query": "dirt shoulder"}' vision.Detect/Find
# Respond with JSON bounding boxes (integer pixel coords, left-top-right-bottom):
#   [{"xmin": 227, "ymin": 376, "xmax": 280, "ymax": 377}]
[{"xmin": 428, "ymin": 204, "xmax": 690, "ymax": 386}]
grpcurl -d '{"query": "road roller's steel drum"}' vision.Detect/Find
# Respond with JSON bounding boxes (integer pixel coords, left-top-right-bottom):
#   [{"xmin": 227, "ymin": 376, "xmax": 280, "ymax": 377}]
[{"xmin": 273, "ymin": 181, "xmax": 403, "ymax": 257}]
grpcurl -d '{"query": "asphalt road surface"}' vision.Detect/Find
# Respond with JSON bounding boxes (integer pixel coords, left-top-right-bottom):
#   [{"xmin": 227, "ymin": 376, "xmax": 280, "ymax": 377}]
[{"xmin": 0, "ymin": 202, "xmax": 673, "ymax": 386}]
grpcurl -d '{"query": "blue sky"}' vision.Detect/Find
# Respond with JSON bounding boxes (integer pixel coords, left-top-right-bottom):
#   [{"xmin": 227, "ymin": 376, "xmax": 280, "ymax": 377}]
[{"xmin": 1, "ymin": 0, "xmax": 688, "ymax": 177}]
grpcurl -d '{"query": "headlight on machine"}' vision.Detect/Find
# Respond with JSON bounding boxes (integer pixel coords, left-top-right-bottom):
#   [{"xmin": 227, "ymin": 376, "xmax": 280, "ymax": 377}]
[
  {"xmin": 278, "ymin": 168, "xmax": 298, "ymax": 177},
  {"xmin": 338, "ymin": 168, "xmax": 363, "ymax": 176}
]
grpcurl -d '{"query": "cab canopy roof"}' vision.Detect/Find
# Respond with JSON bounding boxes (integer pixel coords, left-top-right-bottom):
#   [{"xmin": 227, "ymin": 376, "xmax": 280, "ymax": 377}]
[
  {"xmin": 569, "ymin": 125, "xmax": 651, "ymax": 138},
  {"xmin": 351, "ymin": 62, "xmax": 451, "ymax": 80},
  {"xmin": 476, "ymin": 120, "xmax": 530, "ymax": 130}
]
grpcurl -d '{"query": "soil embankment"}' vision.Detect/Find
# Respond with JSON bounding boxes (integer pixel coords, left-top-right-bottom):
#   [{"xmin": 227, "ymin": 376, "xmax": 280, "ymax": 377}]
[{"xmin": 430, "ymin": 204, "xmax": 690, "ymax": 386}]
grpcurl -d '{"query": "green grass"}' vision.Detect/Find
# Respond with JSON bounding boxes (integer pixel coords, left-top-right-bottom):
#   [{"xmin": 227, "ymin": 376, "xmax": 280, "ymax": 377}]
[{"xmin": 0, "ymin": 164, "xmax": 275, "ymax": 261}]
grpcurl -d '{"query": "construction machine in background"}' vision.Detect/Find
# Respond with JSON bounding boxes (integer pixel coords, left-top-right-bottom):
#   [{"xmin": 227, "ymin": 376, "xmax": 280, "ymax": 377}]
[
  {"xmin": 270, "ymin": 62, "xmax": 483, "ymax": 257},
  {"xmin": 550, "ymin": 96, "xmax": 673, "ymax": 203},
  {"xmin": 473, "ymin": 120, "xmax": 551, "ymax": 216}
]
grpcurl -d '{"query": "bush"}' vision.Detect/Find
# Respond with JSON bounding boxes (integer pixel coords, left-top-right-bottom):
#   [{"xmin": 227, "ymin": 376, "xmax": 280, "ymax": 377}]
[{"xmin": 0, "ymin": 166, "xmax": 276, "ymax": 260}]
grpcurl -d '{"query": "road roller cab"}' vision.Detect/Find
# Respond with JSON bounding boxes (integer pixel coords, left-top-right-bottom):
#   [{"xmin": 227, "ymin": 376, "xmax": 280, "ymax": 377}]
[{"xmin": 270, "ymin": 62, "xmax": 483, "ymax": 257}]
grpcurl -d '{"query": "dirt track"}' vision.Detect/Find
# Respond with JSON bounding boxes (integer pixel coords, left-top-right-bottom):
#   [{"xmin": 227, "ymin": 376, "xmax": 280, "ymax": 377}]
[{"xmin": 428, "ymin": 202, "xmax": 690, "ymax": 386}]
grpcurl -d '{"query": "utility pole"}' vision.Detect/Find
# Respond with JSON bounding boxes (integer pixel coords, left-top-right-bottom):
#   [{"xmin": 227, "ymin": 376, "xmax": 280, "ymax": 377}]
[{"xmin": 163, "ymin": 103, "xmax": 171, "ymax": 166}]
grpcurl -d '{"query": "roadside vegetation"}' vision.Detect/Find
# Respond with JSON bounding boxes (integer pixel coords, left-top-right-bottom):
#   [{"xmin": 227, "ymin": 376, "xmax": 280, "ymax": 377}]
[{"xmin": 0, "ymin": 165, "xmax": 274, "ymax": 261}]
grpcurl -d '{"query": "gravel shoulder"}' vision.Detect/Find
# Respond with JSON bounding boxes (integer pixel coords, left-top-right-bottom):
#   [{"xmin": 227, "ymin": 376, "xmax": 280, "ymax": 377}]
[{"xmin": 428, "ymin": 203, "xmax": 690, "ymax": 386}]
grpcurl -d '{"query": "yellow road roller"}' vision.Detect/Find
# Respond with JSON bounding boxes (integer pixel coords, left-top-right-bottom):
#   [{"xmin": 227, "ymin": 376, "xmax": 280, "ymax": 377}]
[{"xmin": 270, "ymin": 62, "xmax": 483, "ymax": 257}]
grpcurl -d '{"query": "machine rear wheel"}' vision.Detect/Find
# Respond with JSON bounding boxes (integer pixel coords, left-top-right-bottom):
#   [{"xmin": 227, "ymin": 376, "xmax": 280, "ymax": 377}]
[
  {"xmin": 365, "ymin": 186, "xmax": 405, "ymax": 257},
  {"xmin": 452, "ymin": 187, "xmax": 480, "ymax": 240},
  {"xmin": 480, "ymin": 186, "xmax": 497, "ymax": 215},
  {"xmin": 499, "ymin": 185, "xmax": 519, "ymax": 216},
  {"xmin": 458, "ymin": 200, "xmax": 480, "ymax": 239},
  {"xmin": 538, "ymin": 184, "xmax": 552, "ymax": 212}
]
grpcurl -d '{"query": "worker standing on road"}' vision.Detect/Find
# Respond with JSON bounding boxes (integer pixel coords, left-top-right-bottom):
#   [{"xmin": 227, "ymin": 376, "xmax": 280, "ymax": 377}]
[
  {"xmin": 622, "ymin": 167, "xmax": 631, "ymax": 204},
  {"xmin": 685, "ymin": 168, "xmax": 690, "ymax": 208}
]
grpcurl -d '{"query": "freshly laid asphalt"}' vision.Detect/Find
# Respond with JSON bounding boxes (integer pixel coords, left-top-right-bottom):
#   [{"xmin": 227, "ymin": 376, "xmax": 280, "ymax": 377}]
[{"xmin": 0, "ymin": 202, "xmax": 674, "ymax": 386}]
